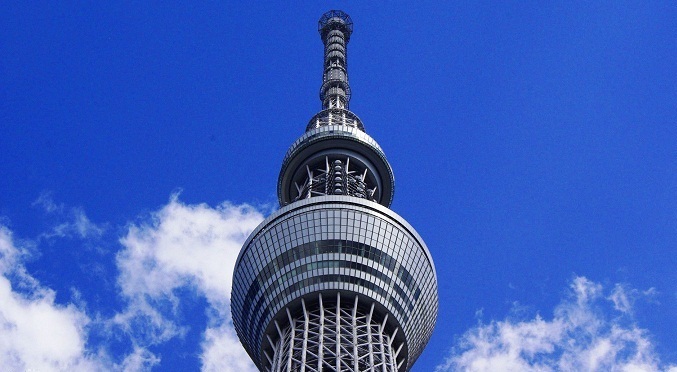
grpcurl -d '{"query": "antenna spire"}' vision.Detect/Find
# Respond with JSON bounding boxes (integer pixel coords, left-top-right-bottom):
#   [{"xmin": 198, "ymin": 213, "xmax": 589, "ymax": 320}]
[
  {"xmin": 319, "ymin": 10, "xmax": 353, "ymax": 110},
  {"xmin": 304, "ymin": 11, "xmax": 364, "ymax": 132}
]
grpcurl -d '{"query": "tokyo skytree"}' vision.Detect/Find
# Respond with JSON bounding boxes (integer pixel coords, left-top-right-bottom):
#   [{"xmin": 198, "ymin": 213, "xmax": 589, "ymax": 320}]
[{"xmin": 232, "ymin": 10, "xmax": 438, "ymax": 371}]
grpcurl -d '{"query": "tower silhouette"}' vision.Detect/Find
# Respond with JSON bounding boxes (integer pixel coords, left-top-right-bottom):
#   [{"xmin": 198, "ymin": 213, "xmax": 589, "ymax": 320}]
[{"xmin": 232, "ymin": 10, "xmax": 438, "ymax": 371}]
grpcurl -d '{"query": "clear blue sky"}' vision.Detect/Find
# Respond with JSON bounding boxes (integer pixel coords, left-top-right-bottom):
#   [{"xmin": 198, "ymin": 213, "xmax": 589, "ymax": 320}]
[{"xmin": 1, "ymin": 2, "xmax": 675, "ymax": 371}]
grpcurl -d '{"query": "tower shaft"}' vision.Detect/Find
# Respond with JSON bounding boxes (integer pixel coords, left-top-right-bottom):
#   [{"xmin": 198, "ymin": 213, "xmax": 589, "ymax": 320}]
[{"xmin": 232, "ymin": 11, "xmax": 438, "ymax": 371}]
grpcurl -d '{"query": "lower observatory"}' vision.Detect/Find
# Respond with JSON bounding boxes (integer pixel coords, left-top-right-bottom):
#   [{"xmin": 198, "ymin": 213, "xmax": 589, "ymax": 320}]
[{"xmin": 232, "ymin": 10, "xmax": 438, "ymax": 371}]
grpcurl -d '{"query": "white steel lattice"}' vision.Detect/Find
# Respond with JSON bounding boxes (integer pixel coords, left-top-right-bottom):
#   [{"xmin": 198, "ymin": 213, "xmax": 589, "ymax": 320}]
[
  {"xmin": 267, "ymin": 293, "xmax": 401, "ymax": 372},
  {"xmin": 293, "ymin": 156, "xmax": 376, "ymax": 202}
]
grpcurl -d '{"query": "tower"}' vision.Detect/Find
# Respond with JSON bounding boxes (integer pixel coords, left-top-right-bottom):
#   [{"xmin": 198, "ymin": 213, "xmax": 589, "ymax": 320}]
[{"xmin": 232, "ymin": 10, "xmax": 438, "ymax": 371}]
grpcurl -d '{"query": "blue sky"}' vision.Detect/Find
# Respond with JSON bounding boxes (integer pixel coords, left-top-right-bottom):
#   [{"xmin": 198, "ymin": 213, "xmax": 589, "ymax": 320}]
[{"xmin": 1, "ymin": 2, "xmax": 675, "ymax": 371}]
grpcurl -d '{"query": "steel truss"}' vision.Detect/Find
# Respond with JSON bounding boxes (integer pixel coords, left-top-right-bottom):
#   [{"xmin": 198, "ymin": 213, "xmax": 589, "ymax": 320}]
[
  {"xmin": 267, "ymin": 292, "xmax": 401, "ymax": 372},
  {"xmin": 293, "ymin": 156, "xmax": 376, "ymax": 203}
]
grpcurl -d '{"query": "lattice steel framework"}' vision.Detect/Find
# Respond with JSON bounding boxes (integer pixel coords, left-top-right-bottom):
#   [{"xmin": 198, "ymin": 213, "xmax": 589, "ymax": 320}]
[
  {"xmin": 232, "ymin": 10, "xmax": 438, "ymax": 372},
  {"xmin": 268, "ymin": 293, "xmax": 399, "ymax": 372},
  {"xmin": 292, "ymin": 157, "xmax": 376, "ymax": 203}
]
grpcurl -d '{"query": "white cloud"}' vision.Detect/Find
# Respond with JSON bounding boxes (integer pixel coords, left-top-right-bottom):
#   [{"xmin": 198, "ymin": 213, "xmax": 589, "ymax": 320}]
[
  {"xmin": 0, "ymin": 225, "xmax": 102, "ymax": 371},
  {"xmin": 11, "ymin": 195, "xmax": 674, "ymax": 371},
  {"xmin": 32, "ymin": 191, "xmax": 64, "ymax": 214},
  {"xmin": 435, "ymin": 276, "xmax": 676, "ymax": 372},
  {"xmin": 33, "ymin": 192, "xmax": 105, "ymax": 240},
  {"xmin": 0, "ymin": 195, "xmax": 265, "ymax": 371},
  {"xmin": 47, "ymin": 207, "xmax": 104, "ymax": 240},
  {"xmin": 200, "ymin": 324, "xmax": 260, "ymax": 372},
  {"xmin": 608, "ymin": 284, "xmax": 658, "ymax": 316},
  {"xmin": 114, "ymin": 194, "xmax": 263, "ymax": 371},
  {"xmin": 118, "ymin": 346, "xmax": 161, "ymax": 372}
]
